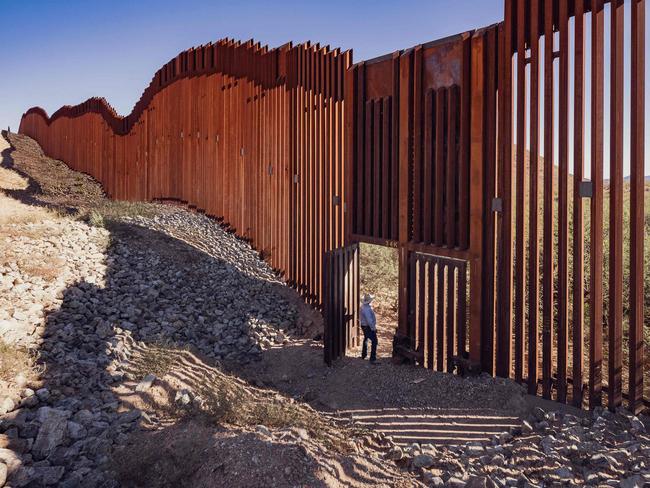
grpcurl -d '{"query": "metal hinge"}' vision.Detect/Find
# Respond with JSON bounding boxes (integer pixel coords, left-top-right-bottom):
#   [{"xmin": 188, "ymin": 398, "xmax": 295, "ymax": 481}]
[
  {"xmin": 293, "ymin": 174, "xmax": 299, "ymax": 183},
  {"xmin": 268, "ymin": 164, "xmax": 273, "ymax": 176},
  {"xmin": 333, "ymin": 195, "xmax": 341, "ymax": 206}
]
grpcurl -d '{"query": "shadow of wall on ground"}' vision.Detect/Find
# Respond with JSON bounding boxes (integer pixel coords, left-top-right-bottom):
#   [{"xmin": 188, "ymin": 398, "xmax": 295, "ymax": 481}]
[{"xmin": 3, "ymin": 213, "xmax": 341, "ymax": 487}]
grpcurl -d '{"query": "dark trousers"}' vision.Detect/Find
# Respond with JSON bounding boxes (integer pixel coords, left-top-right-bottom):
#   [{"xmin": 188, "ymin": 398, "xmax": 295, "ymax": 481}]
[{"xmin": 361, "ymin": 326, "xmax": 378, "ymax": 361}]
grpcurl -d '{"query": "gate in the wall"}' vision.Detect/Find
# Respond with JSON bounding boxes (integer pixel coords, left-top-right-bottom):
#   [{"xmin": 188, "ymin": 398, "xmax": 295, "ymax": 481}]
[
  {"xmin": 333, "ymin": 31, "xmax": 489, "ymax": 370},
  {"xmin": 408, "ymin": 253, "xmax": 468, "ymax": 370},
  {"xmin": 323, "ymin": 244, "xmax": 360, "ymax": 365}
]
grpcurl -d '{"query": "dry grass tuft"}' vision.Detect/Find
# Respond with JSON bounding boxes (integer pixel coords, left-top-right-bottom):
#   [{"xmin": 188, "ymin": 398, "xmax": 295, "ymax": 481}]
[
  {"xmin": 78, "ymin": 201, "xmax": 161, "ymax": 224},
  {"xmin": 124, "ymin": 343, "xmax": 361, "ymax": 453},
  {"xmin": 0, "ymin": 341, "xmax": 39, "ymax": 385},
  {"xmin": 128, "ymin": 342, "xmax": 190, "ymax": 379},
  {"xmin": 0, "ymin": 166, "xmax": 28, "ymax": 191},
  {"xmin": 0, "ymin": 195, "xmax": 60, "ymax": 226},
  {"xmin": 84, "ymin": 209, "xmax": 105, "ymax": 228},
  {"xmin": 21, "ymin": 260, "xmax": 64, "ymax": 282}
]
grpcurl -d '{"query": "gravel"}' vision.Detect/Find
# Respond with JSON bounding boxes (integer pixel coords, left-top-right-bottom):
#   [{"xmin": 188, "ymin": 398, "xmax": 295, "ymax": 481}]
[{"xmin": 0, "ymin": 190, "xmax": 309, "ymax": 486}]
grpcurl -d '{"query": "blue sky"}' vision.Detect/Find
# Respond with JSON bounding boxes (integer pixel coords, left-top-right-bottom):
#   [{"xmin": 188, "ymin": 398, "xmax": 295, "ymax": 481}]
[
  {"xmin": 1, "ymin": 0, "xmax": 648, "ymax": 177},
  {"xmin": 0, "ymin": 0, "xmax": 503, "ymax": 130}
]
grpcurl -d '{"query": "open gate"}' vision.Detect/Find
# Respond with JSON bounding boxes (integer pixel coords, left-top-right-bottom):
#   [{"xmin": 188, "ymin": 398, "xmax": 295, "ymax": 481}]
[
  {"xmin": 323, "ymin": 243, "xmax": 360, "ymax": 365},
  {"xmin": 404, "ymin": 253, "xmax": 469, "ymax": 371},
  {"xmin": 344, "ymin": 31, "xmax": 486, "ymax": 371}
]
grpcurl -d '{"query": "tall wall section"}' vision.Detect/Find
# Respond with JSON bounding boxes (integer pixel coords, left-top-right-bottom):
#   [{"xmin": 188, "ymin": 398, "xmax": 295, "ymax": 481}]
[{"xmin": 19, "ymin": 39, "xmax": 351, "ymax": 306}]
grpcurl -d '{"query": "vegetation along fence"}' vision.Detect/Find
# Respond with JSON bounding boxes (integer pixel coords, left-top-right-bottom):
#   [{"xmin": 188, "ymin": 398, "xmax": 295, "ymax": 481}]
[{"xmin": 19, "ymin": 0, "xmax": 649, "ymax": 413}]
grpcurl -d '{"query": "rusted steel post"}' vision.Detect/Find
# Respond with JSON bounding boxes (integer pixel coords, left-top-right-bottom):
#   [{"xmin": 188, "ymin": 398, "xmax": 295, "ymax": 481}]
[
  {"xmin": 469, "ymin": 29, "xmax": 487, "ymax": 368},
  {"xmin": 572, "ymin": 0, "xmax": 586, "ymax": 409},
  {"xmin": 629, "ymin": 0, "xmax": 646, "ymax": 415},
  {"xmin": 608, "ymin": 0, "xmax": 624, "ymax": 411},
  {"xmin": 589, "ymin": 0, "xmax": 605, "ymax": 411}
]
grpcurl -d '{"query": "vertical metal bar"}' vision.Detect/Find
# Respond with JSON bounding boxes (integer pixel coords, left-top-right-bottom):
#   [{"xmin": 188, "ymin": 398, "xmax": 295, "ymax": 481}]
[
  {"xmin": 528, "ymin": 0, "xmax": 541, "ymax": 396},
  {"xmin": 557, "ymin": 0, "xmax": 570, "ymax": 404},
  {"xmin": 458, "ymin": 34, "xmax": 472, "ymax": 251},
  {"xmin": 458, "ymin": 262, "xmax": 467, "ymax": 356},
  {"xmin": 364, "ymin": 100, "xmax": 373, "ymax": 236},
  {"xmin": 382, "ymin": 97, "xmax": 391, "ymax": 239},
  {"xmin": 417, "ymin": 256, "xmax": 426, "ymax": 362},
  {"xmin": 422, "ymin": 258, "xmax": 430, "ymax": 367},
  {"xmin": 572, "ymin": 0, "xmax": 586, "ymax": 408},
  {"xmin": 480, "ymin": 27, "xmax": 498, "ymax": 375},
  {"xmin": 542, "ymin": 0, "xmax": 555, "ymax": 400},
  {"xmin": 356, "ymin": 64, "xmax": 366, "ymax": 236},
  {"xmin": 446, "ymin": 86, "xmax": 459, "ymax": 248},
  {"xmin": 514, "ymin": 0, "xmax": 527, "ymax": 384},
  {"xmin": 408, "ymin": 251, "xmax": 417, "ymax": 352},
  {"xmin": 373, "ymin": 99, "xmax": 382, "ymax": 236},
  {"xmin": 423, "ymin": 90, "xmax": 434, "ymax": 244},
  {"xmin": 608, "ymin": 0, "xmax": 624, "ymax": 411},
  {"xmin": 446, "ymin": 265, "xmax": 457, "ymax": 371},
  {"xmin": 413, "ymin": 47, "xmax": 424, "ymax": 243},
  {"xmin": 589, "ymin": 0, "xmax": 605, "ymax": 410},
  {"xmin": 391, "ymin": 55, "xmax": 400, "ymax": 241},
  {"xmin": 427, "ymin": 259, "xmax": 436, "ymax": 369},
  {"xmin": 434, "ymin": 88, "xmax": 446, "ymax": 247},
  {"xmin": 629, "ymin": 0, "xmax": 646, "ymax": 415},
  {"xmin": 497, "ymin": 2, "xmax": 514, "ymax": 379},
  {"xmin": 398, "ymin": 52, "xmax": 413, "ymax": 342},
  {"xmin": 436, "ymin": 262, "xmax": 445, "ymax": 371}
]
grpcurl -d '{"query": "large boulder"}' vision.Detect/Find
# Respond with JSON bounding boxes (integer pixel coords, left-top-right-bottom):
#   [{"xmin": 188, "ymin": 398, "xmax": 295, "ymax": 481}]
[{"xmin": 32, "ymin": 408, "xmax": 71, "ymax": 461}]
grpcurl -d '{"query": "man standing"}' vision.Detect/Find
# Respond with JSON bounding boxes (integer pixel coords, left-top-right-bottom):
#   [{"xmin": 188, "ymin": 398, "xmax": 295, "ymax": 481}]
[{"xmin": 360, "ymin": 294, "xmax": 378, "ymax": 363}]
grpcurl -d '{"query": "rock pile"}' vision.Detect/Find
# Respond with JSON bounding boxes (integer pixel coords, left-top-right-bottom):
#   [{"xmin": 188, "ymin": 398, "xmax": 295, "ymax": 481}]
[
  {"xmin": 385, "ymin": 405, "xmax": 650, "ymax": 487},
  {"xmin": 0, "ymin": 205, "xmax": 306, "ymax": 487},
  {"xmin": 118, "ymin": 210, "xmax": 300, "ymax": 359}
]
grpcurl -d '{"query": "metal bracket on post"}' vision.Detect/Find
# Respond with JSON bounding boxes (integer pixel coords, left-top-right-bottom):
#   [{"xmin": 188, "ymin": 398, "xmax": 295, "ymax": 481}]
[
  {"xmin": 333, "ymin": 195, "xmax": 341, "ymax": 206},
  {"xmin": 293, "ymin": 174, "xmax": 299, "ymax": 184},
  {"xmin": 578, "ymin": 180, "xmax": 593, "ymax": 199},
  {"xmin": 491, "ymin": 198, "xmax": 503, "ymax": 213}
]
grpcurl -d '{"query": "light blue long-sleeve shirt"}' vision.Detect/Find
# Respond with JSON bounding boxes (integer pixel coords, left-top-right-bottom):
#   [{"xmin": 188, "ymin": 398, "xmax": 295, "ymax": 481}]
[{"xmin": 360, "ymin": 304, "xmax": 376, "ymax": 330}]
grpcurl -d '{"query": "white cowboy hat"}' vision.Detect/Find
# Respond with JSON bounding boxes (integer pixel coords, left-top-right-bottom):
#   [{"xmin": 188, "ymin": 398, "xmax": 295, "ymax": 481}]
[{"xmin": 362, "ymin": 293, "xmax": 375, "ymax": 304}]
